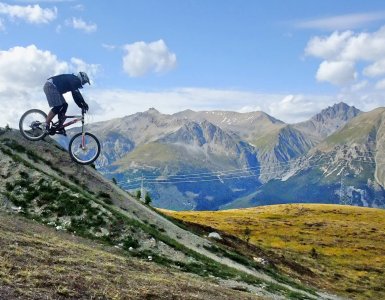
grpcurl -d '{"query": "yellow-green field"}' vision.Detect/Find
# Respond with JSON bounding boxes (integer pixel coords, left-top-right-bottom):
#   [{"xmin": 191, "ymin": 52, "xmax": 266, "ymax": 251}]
[{"xmin": 162, "ymin": 204, "xmax": 385, "ymax": 299}]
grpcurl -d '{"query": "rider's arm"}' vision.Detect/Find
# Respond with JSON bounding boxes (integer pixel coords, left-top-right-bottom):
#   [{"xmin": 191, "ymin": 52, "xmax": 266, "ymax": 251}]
[{"xmin": 72, "ymin": 89, "xmax": 88, "ymax": 111}]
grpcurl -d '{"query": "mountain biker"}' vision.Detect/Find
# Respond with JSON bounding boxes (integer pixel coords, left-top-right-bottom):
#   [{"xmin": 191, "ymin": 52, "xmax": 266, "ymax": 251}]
[{"xmin": 43, "ymin": 72, "xmax": 90, "ymax": 134}]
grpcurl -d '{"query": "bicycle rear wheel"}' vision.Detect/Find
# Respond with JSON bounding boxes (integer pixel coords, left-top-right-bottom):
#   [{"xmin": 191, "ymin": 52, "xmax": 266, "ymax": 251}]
[
  {"xmin": 19, "ymin": 109, "xmax": 47, "ymax": 141},
  {"xmin": 69, "ymin": 132, "xmax": 101, "ymax": 165}
]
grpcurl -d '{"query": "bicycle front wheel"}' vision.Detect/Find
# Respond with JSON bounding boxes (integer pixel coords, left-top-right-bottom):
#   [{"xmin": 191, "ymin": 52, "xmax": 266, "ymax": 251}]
[
  {"xmin": 69, "ymin": 132, "xmax": 101, "ymax": 165},
  {"xmin": 19, "ymin": 109, "xmax": 47, "ymax": 141}
]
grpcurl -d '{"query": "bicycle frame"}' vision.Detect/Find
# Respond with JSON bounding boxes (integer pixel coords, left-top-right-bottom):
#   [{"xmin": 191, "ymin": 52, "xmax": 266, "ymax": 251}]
[
  {"xmin": 53, "ymin": 111, "xmax": 87, "ymax": 149},
  {"xmin": 62, "ymin": 114, "xmax": 84, "ymax": 129}
]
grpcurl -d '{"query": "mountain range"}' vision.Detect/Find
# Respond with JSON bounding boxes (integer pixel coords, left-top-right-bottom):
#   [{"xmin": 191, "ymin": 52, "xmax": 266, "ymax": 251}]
[{"xmin": 86, "ymin": 102, "xmax": 385, "ymax": 210}]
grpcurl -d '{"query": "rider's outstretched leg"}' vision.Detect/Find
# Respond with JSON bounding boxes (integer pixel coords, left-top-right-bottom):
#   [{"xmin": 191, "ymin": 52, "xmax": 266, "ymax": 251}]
[
  {"xmin": 56, "ymin": 103, "xmax": 68, "ymax": 135},
  {"xmin": 57, "ymin": 102, "xmax": 68, "ymax": 128}
]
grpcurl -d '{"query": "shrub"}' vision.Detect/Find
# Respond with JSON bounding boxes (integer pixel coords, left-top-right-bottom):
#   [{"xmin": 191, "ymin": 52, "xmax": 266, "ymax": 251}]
[
  {"xmin": 5, "ymin": 140, "xmax": 26, "ymax": 153},
  {"xmin": 16, "ymin": 179, "xmax": 31, "ymax": 188},
  {"xmin": 104, "ymin": 198, "xmax": 113, "ymax": 205},
  {"xmin": 97, "ymin": 191, "xmax": 113, "ymax": 204},
  {"xmin": 24, "ymin": 190, "xmax": 39, "ymax": 202},
  {"xmin": 122, "ymin": 236, "xmax": 140, "ymax": 250},
  {"xmin": 68, "ymin": 175, "xmax": 80, "ymax": 185},
  {"xmin": 243, "ymin": 226, "xmax": 251, "ymax": 243},
  {"xmin": 310, "ymin": 247, "xmax": 319, "ymax": 259},
  {"xmin": 5, "ymin": 182, "xmax": 13, "ymax": 192},
  {"xmin": 19, "ymin": 171, "xmax": 29, "ymax": 179},
  {"xmin": 98, "ymin": 191, "xmax": 111, "ymax": 199},
  {"xmin": 26, "ymin": 150, "xmax": 40, "ymax": 162},
  {"xmin": 91, "ymin": 214, "xmax": 107, "ymax": 227},
  {"xmin": 55, "ymin": 193, "xmax": 87, "ymax": 217},
  {"xmin": 145, "ymin": 192, "xmax": 152, "ymax": 205}
]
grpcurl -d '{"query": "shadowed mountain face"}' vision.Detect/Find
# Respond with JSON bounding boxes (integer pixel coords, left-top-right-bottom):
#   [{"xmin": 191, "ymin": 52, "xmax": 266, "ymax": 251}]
[{"xmin": 83, "ymin": 102, "xmax": 384, "ymax": 210}]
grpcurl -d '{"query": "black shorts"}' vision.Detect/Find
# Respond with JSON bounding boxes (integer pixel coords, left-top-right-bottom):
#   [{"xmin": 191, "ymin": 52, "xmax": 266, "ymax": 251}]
[{"xmin": 52, "ymin": 102, "xmax": 68, "ymax": 115}]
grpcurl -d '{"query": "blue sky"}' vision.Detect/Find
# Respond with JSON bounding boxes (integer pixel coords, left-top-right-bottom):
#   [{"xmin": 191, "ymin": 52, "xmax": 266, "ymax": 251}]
[{"xmin": 2, "ymin": 0, "xmax": 385, "ymax": 127}]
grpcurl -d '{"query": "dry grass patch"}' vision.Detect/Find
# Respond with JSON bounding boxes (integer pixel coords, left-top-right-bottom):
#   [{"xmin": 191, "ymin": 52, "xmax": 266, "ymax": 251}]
[
  {"xmin": 163, "ymin": 204, "xmax": 385, "ymax": 300},
  {"xmin": 0, "ymin": 211, "xmax": 262, "ymax": 300}
]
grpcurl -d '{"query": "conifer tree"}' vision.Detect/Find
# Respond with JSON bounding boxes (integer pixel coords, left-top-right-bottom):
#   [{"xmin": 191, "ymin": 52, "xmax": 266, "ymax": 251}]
[{"xmin": 145, "ymin": 192, "xmax": 152, "ymax": 205}]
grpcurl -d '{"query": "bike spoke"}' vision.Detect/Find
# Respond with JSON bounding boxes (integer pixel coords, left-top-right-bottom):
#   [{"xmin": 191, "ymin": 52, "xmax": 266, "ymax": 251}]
[
  {"xmin": 19, "ymin": 110, "xmax": 47, "ymax": 141},
  {"xmin": 69, "ymin": 133, "xmax": 100, "ymax": 164}
]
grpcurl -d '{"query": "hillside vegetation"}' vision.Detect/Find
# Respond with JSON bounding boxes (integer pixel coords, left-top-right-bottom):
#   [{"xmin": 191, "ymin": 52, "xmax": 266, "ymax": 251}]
[
  {"xmin": 163, "ymin": 204, "xmax": 385, "ymax": 300},
  {"xmin": 1, "ymin": 128, "xmax": 328, "ymax": 299}
]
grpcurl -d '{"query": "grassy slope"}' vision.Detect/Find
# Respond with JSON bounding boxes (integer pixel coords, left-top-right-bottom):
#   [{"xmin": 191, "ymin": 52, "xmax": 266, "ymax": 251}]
[
  {"xmin": 1, "ymin": 129, "xmax": 318, "ymax": 299},
  {"xmin": 163, "ymin": 204, "xmax": 385, "ymax": 300},
  {"xmin": 0, "ymin": 211, "xmax": 260, "ymax": 300}
]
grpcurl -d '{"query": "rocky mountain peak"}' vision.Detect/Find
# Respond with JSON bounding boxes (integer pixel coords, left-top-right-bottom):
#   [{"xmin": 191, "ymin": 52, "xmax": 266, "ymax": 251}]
[
  {"xmin": 312, "ymin": 102, "xmax": 361, "ymax": 123},
  {"xmin": 146, "ymin": 107, "xmax": 161, "ymax": 114},
  {"xmin": 293, "ymin": 102, "xmax": 361, "ymax": 141}
]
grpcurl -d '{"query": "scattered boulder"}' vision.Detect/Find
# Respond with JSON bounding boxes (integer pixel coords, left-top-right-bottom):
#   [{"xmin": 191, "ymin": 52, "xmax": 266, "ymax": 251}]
[
  {"xmin": 253, "ymin": 257, "xmax": 268, "ymax": 266},
  {"xmin": 208, "ymin": 232, "xmax": 222, "ymax": 240}
]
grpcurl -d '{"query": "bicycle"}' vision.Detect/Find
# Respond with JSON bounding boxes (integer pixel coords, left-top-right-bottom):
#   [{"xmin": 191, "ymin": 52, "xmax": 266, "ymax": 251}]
[{"xmin": 19, "ymin": 108, "xmax": 101, "ymax": 165}]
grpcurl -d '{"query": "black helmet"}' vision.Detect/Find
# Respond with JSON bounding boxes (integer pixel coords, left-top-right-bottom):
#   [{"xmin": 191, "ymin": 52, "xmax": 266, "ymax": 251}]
[{"xmin": 77, "ymin": 71, "xmax": 90, "ymax": 85}]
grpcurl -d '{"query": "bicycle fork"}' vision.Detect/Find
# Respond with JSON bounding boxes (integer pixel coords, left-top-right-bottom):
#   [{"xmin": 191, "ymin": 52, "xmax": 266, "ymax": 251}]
[{"xmin": 81, "ymin": 117, "xmax": 86, "ymax": 150}]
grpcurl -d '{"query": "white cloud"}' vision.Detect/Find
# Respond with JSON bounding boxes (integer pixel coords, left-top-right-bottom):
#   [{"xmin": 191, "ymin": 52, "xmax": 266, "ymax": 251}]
[
  {"xmin": 268, "ymin": 94, "xmax": 332, "ymax": 121},
  {"xmin": 375, "ymin": 78, "xmax": 385, "ymax": 89},
  {"xmin": 1, "ymin": 80, "xmax": 383, "ymax": 129},
  {"xmin": 84, "ymin": 88, "xmax": 342, "ymax": 125},
  {"xmin": 296, "ymin": 11, "xmax": 385, "ymax": 30},
  {"xmin": 316, "ymin": 60, "xmax": 357, "ymax": 85},
  {"xmin": 305, "ymin": 26, "xmax": 385, "ymax": 87},
  {"xmin": 0, "ymin": 45, "xmax": 98, "ymax": 127},
  {"xmin": 15, "ymin": 0, "xmax": 74, "ymax": 2},
  {"xmin": 0, "ymin": 45, "xmax": 67, "ymax": 127},
  {"xmin": 0, "ymin": 45, "xmax": 68, "ymax": 89},
  {"xmin": 363, "ymin": 59, "xmax": 385, "ymax": 77},
  {"xmin": 70, "ymin": 57, "xmax": 100, "ymax": 82},
  {"xmin": 102, "ymin": 43, "xmax": 116, "ymax": 51},
  {"xmin": 0, "ymin": 42, "xmax": 383, "ymax": 131},
  {"xmin": 66, "ymin": 17, "xmax": 97, "ymax": 33},
  {"xmin": 0, "ymin": 2, "xmax": 57, "ymax": 24},
  {"xmin": 123, "ymin": 39, "xmax": 177, "ymax": 77},
  {"xmin": 71, "ymin": 4, "xmax": 84, "ymax": 11},
  {"xmin": 350, "ymin": 80, "xmax": 368, "ymax": 92},
  {"xmin": 0, "ymin": 45, "xmax": 98, "ymax": 88},
  {"xmin": 305, "ymin": 31, "xmax": 353, "ymax": 60},
  {"xmin": 86, "ymin": 86, "xmax": 385, "ymax": 127},
  {"xmin": 238, "ymin": 105, "xmax": 262, "ymax": 113},
  {"xmin": 306, "ymin": 26, "xmax": 385, "ymax": 62}
]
